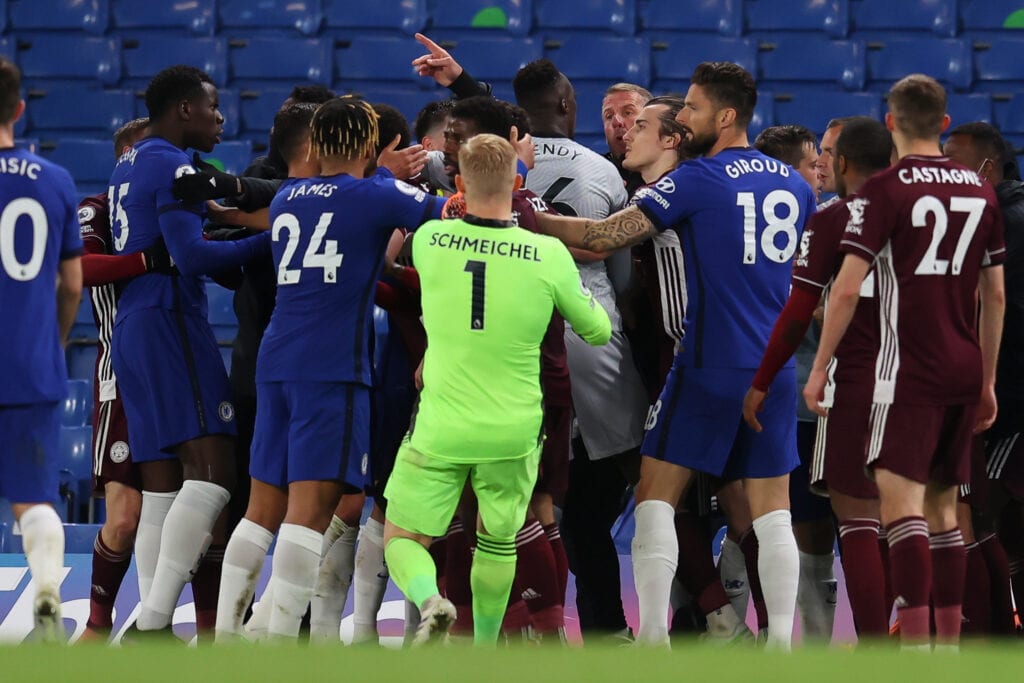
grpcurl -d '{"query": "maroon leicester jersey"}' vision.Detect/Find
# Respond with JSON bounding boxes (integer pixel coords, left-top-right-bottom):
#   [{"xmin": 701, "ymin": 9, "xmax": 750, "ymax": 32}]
[
  {"xmin": 792, "ymin": 197, "xmax": 879, "ymax": 404},
  {"xmin": 78, "ymin": 192, "xmax": 118, "ymax": 393},
  {"xmin": 839, "ymin": 155, "xmax": 1006, "ymax": 406}
]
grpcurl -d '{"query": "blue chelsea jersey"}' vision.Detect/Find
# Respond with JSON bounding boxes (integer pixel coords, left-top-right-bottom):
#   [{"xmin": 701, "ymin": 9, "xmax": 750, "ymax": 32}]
[
  {"xmin": 257, "ymin": 173, "xmax": 442, "ymax": 385},
  {"xmin": 0, "ymin": 147, "xmax": 82, "ymax": 404},
  {"xmin": 635, "ymin": 147, "xmax": 817, "ymax": 369}
]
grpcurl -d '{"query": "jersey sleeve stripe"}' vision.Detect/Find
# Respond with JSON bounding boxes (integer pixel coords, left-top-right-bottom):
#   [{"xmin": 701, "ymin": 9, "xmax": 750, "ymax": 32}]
[
  {"xmin": 792, "ymin": 274, "xmax": 827, "ymax": 291},
  {"xmin": 839, "ymin": 240, "xmax": 876, "ymax": 259}
]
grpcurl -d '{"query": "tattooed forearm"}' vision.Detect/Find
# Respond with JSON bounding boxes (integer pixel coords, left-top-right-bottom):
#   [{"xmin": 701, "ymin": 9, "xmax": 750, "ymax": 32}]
[{"xmin": 580, "ymin": 207, "xmax": 657, "ymax": 251}]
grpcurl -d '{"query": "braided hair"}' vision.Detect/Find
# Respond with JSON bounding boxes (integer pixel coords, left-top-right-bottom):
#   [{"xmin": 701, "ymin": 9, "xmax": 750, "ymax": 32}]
[{"xmin": 309, "ymin": 95, "xmax": 380, "ymax": 162}]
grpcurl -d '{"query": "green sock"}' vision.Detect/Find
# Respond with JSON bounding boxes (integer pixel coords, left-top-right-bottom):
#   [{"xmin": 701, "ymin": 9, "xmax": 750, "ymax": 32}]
[
  {"xmin": 384, "ymin": 537, "xmax": 439, "ymax": 609},
  {"xmin": 471, "ymin": 532, "xmax": 517, "ymax": 646}
]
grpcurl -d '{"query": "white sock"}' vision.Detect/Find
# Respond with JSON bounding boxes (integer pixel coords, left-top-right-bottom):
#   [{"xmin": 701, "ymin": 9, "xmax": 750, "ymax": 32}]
[
  {"xmin": 322, "ymin": 515, "xmax": 346, "ymax": 552},
  {"xmin": 244, "ymin": 579, "xmax": 273, "ymax": 640},
  {"xmin": 797, "ymin": 550, "xmax": 837, "ymax": 643},
  {"xmin": 267, "ymin": 523, "xmax": 323, "ymax": 640},
  {"xmin": 135, "ymin": 490, "xmax": 177, "ymax": 604},
  {"xmin": 19, "ymin": 505, "xmax": 65, "ymax": 598},
  {"xmin": 719, "ymin": 536, "xmax": 749, "ymax": 622},
  {"xmin": 215, "ymin": 518, "xmax": 275, "ymax": 642},
  {"xmin": 631, "ymin": 500, "xmax": 677, "ymax": 646},
  {"xmin": 310, "ymin": 520, "xmax": 358, "ymax": 643},
  {"xmin": 752, "ymin": 510, "xmax": 799, "ymax": 652},
  {"xmin": 137, "ymin": 481, "xmax": 230, "ymax": 631},
  {"xmin": 352, "ymin": 517, "xmax": 388, "ymax": 644}
]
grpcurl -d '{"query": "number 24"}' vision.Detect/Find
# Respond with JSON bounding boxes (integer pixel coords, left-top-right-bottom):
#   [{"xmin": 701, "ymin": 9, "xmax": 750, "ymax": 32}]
[{"xmin": 271, "ymin": 211, "xmax": 343, "ymax": 285}]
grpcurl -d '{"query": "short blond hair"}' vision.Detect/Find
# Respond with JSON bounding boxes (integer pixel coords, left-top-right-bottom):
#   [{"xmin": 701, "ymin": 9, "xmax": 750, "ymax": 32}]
[{"xmin": 457, "ymin": 133, "xmax": 517, "ymax": 201}]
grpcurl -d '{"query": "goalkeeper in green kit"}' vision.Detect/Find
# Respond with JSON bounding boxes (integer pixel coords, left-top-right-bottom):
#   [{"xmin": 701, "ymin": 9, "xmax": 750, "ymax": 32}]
[{"xmin": 383, "ymin": 133, "xmax": 612, "ymax": 645}]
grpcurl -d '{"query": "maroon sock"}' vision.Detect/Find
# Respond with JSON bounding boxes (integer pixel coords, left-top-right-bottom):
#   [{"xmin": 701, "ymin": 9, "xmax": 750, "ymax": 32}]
[
  {"xmin": 445, "ymin": 521, "xmax": 474, "ymax": 636},
  {"xmin": 542, "ymin": 523, "xmax": 568, "ymax": 604},
  {"xmin": 878, "ymin": 527, "xmax": 894, "ymax": 619},
  {"xmin": 961, "ymin": 541, "xmax": 990, "ymax": 636},
  {"xmin": 88, "ymin": 532, "xmax": 132, "ymax": 630},
  {"xmin": 501, "ymin": 597, "xmax": 533, "ymax": 642},
  {"xmin": 977, "ymin": 533, "xmax": 1015, "ymax": 634},
  {"xmin": 738, "ymin": 529, "xmax": 768, "ymax": 631},
  {"xmin": 837, "ymin": 518, "xmax": 890, "ymax": 637},
  {"xmin": 930, "ymin": 528, "xmax": 966, "ymax": 645},
  {"xmin": 886, "ymin": 517, "xmax": 932, "ymax": 647},
  {"xmin": 515, "ymin": 520, "xmax": 564, "ymax": 634},
  {"xmin": 191, "ymin": 544, "xmax": 225, "ymax": 641},
  {"xmin": 674, "ymin": 512, "xmax": 728, "ymax": 614}
]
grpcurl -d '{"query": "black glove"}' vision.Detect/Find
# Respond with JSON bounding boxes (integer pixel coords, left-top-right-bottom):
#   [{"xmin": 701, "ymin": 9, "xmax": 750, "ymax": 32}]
[
  {"xmin": 142, "ymin": 239, "xmax": 178, "ymax": 275},
  {"xmin": 172, "ymin": 152, "xmax": 242, "ymax": 203}
]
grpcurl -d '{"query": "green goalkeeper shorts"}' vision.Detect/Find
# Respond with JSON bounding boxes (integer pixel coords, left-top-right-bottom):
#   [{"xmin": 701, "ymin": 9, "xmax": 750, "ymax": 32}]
[{"xmin": 384, "ymin": 441, "xmax": 541, "ymax": 539}]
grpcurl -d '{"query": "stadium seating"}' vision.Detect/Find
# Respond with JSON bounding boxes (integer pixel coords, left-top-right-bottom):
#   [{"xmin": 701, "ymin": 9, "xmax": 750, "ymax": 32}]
[
  {"xmin": 442, "ymin": 36, "xmax": 543, "ymax": 83},
  {"xmin": 43, "ymin": 139, "xmax": 114, "ymax": 196},
  {"xmin": 17, "ymin": 35, "xmax": 122, "ymax": 86},
  {"xmin": 996, "ymin": 93, "xmax": 1024, "ymax": 135},
  {"xmin": 238, "ymin": 87, "xmax": 291, "ymax": 136},
  {"xmin": 850, "ymin": 0, "xmax": 958, "ymax": 37},
  {"xmin": 947, "ymin": 92, "xmax": 994, "ymax": 126},
  {"xmin": 546, "ymin": 35, "xmax": 650, "ymax": 88},
  {"xmin": 219, "ymin": 0, "xmax": 324, "ymax": 36},
  {"xmin": 427, "ymin": 0, "xmax": 534, "ymax": 36},
  {"xmin": 744, "ymin": 0, "xmax": 850, "ymax": 38},
  {"xmin": 341, "ymin": 85, "xmax": 440, "ymax": 126},
  {"xmin": 62, "ymin": 380, "xmax": 93, "ymax": 428},
  {"xmin": 216, "ymin": 88, "xmax": 242, "ymax": 140},
  {"xmin": 759, "ymin": 37, "xmax": 866, "ymax": 91},
  {"xmin": 111, "ymin": 0, "xmax": 217, "ymax": 35},
  {"xmin": 198, "ymin": 139, "xmax": 253, "ymax": 176},
  {"xmin": 229, "ymin": 36, "xmax": 332, "ymax": 86},
  {"xmin": 639, "ymin": 0, "xmax": 742, "ymax": 37},
  {"xmin": 121, "ymin": 35, "xmax": 229, "ymax": 88},
  {"xmin": 9, "ymin": 0, "xmax": 109, "ymax": 35},
  {"xmin": 651, "ymin": 35, "xmax": 757, "ymax": 93},
  {"xmin": 206, "ymin": 281, "xmax": 239, "ymax": 344},
  {"xmin": 335, "ymin": 36, "xmax": 434, "ymax": 89},
  {"xmin": 66, "ymin": 343, "xmax": 98, "ymax": 382},
  {"xmin": 772, "ymin": 90, "xmax": 883, "ymax": 135},
  {"xmin": 865, "ymin": 38, "xmax": 973, "ymax": 91},
  {"xmin": 534, "ymin": 0, "xmax": 636, "ymax": 37},
  {"xmin": 24, "ymin": 87, "xmax": 133, "ymax": 137},
  {"xmin": 57, "ymin": 426, "xmax": 93, "ymax": 522},
  {"xmin": 323, "ymin": 0, "xmax": 427, "ymax": 35},
  {"xmin": 960, "ymin": 0, "xmax": 1024, "ymax": 33},
  {"xmin": 972, "ymin": 37, "xmax": 1024, "ymax": 87},
  {"xmin": 573, "ymin": 82, "xmax": 610, "ymax": 136}
]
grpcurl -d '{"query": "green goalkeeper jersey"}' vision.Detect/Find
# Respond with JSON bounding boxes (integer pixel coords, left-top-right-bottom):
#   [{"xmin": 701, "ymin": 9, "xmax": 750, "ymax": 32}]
[{"xmin": 409, "ymin": 215, "xmax": 612, "ymax": 463}]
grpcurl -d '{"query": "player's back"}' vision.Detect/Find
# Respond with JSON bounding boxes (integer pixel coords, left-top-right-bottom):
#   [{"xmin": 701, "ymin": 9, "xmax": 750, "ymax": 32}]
[
  {"xmin": 411, "ymin": 217, "xmax": 609, "ymax": 461},
  {"xmin": 109, "ymin": 136, "xmax": 207, "ymax": 320},
  {"xmin": 0, "ymin": 146, "xmax": 80, "ymax": 404},
  {"xmin": 842, "ymin": 155, "xmax": 1004, "ymax": 404},
  {"xmin": 636, "ymin": 147, "xmax": 817, "ymax": 370},
  {"xmin": 259, "ymin": 173, "xmax": 439, "ymax": 387}
]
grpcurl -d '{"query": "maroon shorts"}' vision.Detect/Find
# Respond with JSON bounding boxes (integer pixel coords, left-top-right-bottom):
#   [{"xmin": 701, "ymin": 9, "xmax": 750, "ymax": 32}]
[
  {"xmin": 535, "ymin": 403, "xmax": 571, "ymax": 506},
  {"xmin": 986, "ymin": 429, "xmax": 1024, "ymax": 502},
  {"xmin": 959, "ymin": 436, "xmax": 991, "ymax": 508},
  {"xmin": 865, "ymin": 402, "xmax": 976, "ymax": 487},
  {"xmin": 91, "ymin": 396, "xmax": 141, "ymax": 495},
  {"xmin": 810, "ymin": 399, "xmax": 878, "ymax": 499}
]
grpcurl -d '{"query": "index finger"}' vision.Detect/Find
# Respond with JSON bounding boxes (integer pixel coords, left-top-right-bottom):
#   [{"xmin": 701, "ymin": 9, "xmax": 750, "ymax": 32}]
[{"xmin": 414, "ymin": 32, "xmax": 446, "ymax": 57}]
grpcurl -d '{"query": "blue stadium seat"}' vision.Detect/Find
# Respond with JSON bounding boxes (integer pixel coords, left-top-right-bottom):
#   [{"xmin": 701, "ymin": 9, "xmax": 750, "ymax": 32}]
[
  {"xmin": 973, "ymin": 37, "xmax": 1024, "ymax": 85},
  {"xmin": 865, "ymin": 38, "xmax": 973, "ymax": 91},
  {"xmin": 772, "ymin": 91, "xmax": 882, "ymax": 136},
  {"xmin": 66, "ymin": 343, "xmax": 98, "ymax": 382},
  {"xmin": 15, "ymin": 138, "xmax": 40, "ymax": 154},
  {"xmin": 111, "ymin": 0, "xmax": 216, "ymax": 35},
  {"xmin": 0, "ymin": 2, "xmax": 6, "ymax": 34},
  {"xmin": 639, "ymin": 0, "xmax": 741, "ymax": 37},
  {"xmin": 18, "ymin": 36, "xmax": 122, "ymax": 86},
  {"xmin": 323, "ymin": 0, "xmax": 427, "ymax": 35},
  {"xmin": 0, "ymin": 37, "xmax": 12, "ymax": 61},
  {"xmin": 573, "ymin": 82, "xmax": 610, "ymax": 136},
  {"xmin": 996, "ymin": 93, "xmax": 1024, "ymax": 134},
  {"xmin": 198, "ymin": 140, "xmax": 253, "ymax": 176},
  {"xmin": 229, "ymin": 36, "xmax": 333, "ymax": 86},
  {"xmin": 574, "ymin": 133, "xmax": 606, "ymax": 155},
  {"xmin": 217, "ymin": 89, "xmax": 242, "ymax": 140},
  {"xmin": 744, "ymin": 0, "xmax": 849, "ymax": 38},
  {"xmin": 651, "ymin": 36, "xmax": 756, "ymax": 92},
  {"xmin": 427, "ymin": 0, "xmax": 534, "ymax": 36},
  {"xmin": 206, "ymin": 281, "xmax": 238, "ymax": 343},
  {"xmin": 947, "ymin": 93, "xmax": 993, "ymax": 126},
  {"xmin": 64, "ymin": 524, "xmax": 104, "ymax": 553},
  {"xmin": 339, "ymin": 85, "xmax": 442, "ymax": 126},
  {"xmin": 43, "ymin": 138, "xmax": 113, "ymax": 188},
  {"xmin": 62, "ymin": 380, "xmax": 93, "ymax": 428},
  {"xmin": 750, "ymin": 91, "xmax": 775, "ymax": 140},
  {"xmin": 758, "ymin": 37, "xmax": 865, "ymax": 91},
  {"xmin": 546, "ymin": 36, "xmax": 650, "ymax": 88},
  {"xmin": 961, "ymin": 0, "xmax": 1024, "ymax": 33},
  {"xmin": 219, "ymin": 0, "xmax": 323, "ymax": 36},
  {"xmin": 440, "ymin": 36, "xmax": 542, "ymax": 83},
  {"xmin": 71, "ymin": 295, "xmax": 95, "ymax": 341},
  {"xmin": 851, "ymin": 0, "xmax": 958, "ymax": 37},
  {"xmin": 25, "ymin": 87, "xmax": 134, "ymax": 136},
  {"xmin": 534, "ymin": 0, "xmax": 636, "ymax": 37},
  {"xmin": 335, "ymin": 36, "xmax": 434, "ymax": 89},
  {"xmin": 122, "ymin": 36, "xmax": 228, "ymax": 88},
  {"xmin": 9, "ymin": 0, "xmax": 109, "ymax": 35},
  {"xmin": 238, "ymin": 87, "xmax": 292, "ymax": 135},
  {"xmin": 57, "ymin": 426, "xmax": 93, "ymax": 523}
]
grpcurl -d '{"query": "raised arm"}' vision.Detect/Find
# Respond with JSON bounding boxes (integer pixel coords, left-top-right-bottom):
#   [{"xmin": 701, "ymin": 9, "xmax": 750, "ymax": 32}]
[
  {"xmin": 159, "ymin": 207, "xmax": 270, "ymax": 278},
  {"xmin": 535, "ymin": 205, "xmax": 657, "ymax": 252}
]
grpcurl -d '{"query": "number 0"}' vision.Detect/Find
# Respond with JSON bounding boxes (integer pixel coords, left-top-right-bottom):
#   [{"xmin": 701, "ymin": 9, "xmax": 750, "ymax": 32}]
[{"xmin": 464, "ymin": 259, "xmax": 486, "ymax": 330}]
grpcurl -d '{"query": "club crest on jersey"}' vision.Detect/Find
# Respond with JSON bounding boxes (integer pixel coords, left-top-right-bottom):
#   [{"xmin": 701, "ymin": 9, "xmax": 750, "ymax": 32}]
[
  {"xmin": 655, "ymin": 177, "xmax": 676, "ymax": 194},
  {"xmin": 77, "ymin": 206, "xmax": 96, "ymax": 227},
  {"xmin": 394, "ymin": 180, "xmax": 427, "ymax": 202},
  {"xmin": 844, "ymin": 198, "xmax": 868, "ymax": 236},
  {"xmin": 218, "ymin": 401, "xmax": 235, "ymax": 423},
  {"xmin": 110, "ymin": 441, "xmax": 130, "ymax": 464},
  {"xmin": 175, "ymin": 164, "xmax": 197, "ymax": 179},
  {"xmin": 795, "ymin": 229, "xmax": 812, "ymax": 268}
]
